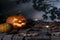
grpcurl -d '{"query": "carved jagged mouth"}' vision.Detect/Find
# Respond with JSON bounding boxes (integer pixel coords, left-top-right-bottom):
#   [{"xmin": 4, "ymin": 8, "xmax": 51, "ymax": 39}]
[
  {"xmin": 13, "ymin": 23, "xmax": 26, "ymax": 27},
  {"xmin": 13, "ymin": 23, "xmax": 22, "ymax": 27}
]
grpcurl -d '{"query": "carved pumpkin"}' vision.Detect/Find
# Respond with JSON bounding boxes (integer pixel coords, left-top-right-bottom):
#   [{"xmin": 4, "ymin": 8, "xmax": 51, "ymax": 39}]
[
  {"xmin": 0, "ymin": 23, "xmax": 12, "ymax": 33},
  {"xmin": 6, "ymin": 16, "xmax": 27, "ymax": 29}
]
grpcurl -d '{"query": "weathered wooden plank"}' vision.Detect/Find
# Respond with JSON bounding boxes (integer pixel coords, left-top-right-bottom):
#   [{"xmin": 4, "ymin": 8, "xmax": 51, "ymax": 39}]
[
  {"xmin": 0, "ymin": 33, "xmax": 6, "ymax": 40},
  {"xmin": 13, "ymin": 35, "xmax": 23, "ymax": 40},
  {"xmin": 3, "ymin": 35, "xmax": 13, "ymax": 40}
]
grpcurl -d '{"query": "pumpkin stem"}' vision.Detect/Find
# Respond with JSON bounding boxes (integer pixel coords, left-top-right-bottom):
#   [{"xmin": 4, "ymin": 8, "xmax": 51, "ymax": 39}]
[{"xmin": 16, "ymin": 11, "xmax": 22, "ymax": 16}]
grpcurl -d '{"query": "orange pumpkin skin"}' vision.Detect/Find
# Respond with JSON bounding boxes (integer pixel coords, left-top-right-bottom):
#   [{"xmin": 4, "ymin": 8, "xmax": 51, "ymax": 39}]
[
  {"xmin": 6, "ymin": 16, "xmax": 27, "ymax": 29},
  {"xmin": 0, "ymin": 23, "xmax": 12, "ymax": 33}
]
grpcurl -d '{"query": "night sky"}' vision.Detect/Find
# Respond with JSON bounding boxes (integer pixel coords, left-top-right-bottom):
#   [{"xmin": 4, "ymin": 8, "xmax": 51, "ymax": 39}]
[{"xmin": 0, "ymin": 0, "xmax": 60, "ymax": 22}]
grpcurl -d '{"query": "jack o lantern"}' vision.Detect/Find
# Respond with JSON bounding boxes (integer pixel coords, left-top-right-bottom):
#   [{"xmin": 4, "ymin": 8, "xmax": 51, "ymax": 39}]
[{"xmin": 6, "ymin": 16, "xmax": 27, "ymax": 29}]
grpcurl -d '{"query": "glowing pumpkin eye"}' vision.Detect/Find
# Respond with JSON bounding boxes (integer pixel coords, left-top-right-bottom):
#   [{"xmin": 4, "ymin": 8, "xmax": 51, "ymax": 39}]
[
  {"xmin": 18, "ymin": 20, "xmax": 22, "ymax": 23},
  {"xmin": 13, "ymin": 18, "xmax": 18, "ymax": 21},
  {"xmin": 21, "ymin": 23, "xmax": 26, "ymax": 25}
]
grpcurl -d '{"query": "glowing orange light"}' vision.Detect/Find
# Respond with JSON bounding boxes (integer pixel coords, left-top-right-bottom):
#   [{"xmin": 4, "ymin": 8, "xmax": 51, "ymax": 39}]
[
  {"xmin": 18, "ymin": 20, "xmax": 22, "ymax": 23},
  {"xmin": 6, "ymin": 16, "xmax": 27, "ymax": 29},
  {"xmin": 13, "ymin": 23, "xmax": 22, "ymax": 27},
  {"xmin": 21, "ymin": 23, "xmax": 26, "ymax": 25}
]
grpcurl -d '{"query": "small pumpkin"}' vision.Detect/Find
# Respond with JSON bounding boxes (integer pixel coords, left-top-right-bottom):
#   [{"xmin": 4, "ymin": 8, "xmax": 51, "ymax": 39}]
[
  {"xmin": 0, "ymin": 23, "xmax": 12, "ymax": 33},
  {"xmin": 6, "ymin": 16, "xmax": 27, "ymax": 29}
]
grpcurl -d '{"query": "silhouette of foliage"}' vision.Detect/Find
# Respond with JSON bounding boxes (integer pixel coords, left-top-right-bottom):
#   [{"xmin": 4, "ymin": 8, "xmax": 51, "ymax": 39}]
[{"xmin": 32, "ymin": 0, "xmax": 60, "ymax": 20}]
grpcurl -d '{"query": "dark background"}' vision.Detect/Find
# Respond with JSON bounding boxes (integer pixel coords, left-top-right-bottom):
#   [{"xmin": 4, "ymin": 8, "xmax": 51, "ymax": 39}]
[{"xmin": 0, "ymin": 0, "xmax": 60, "ymax": 23}]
